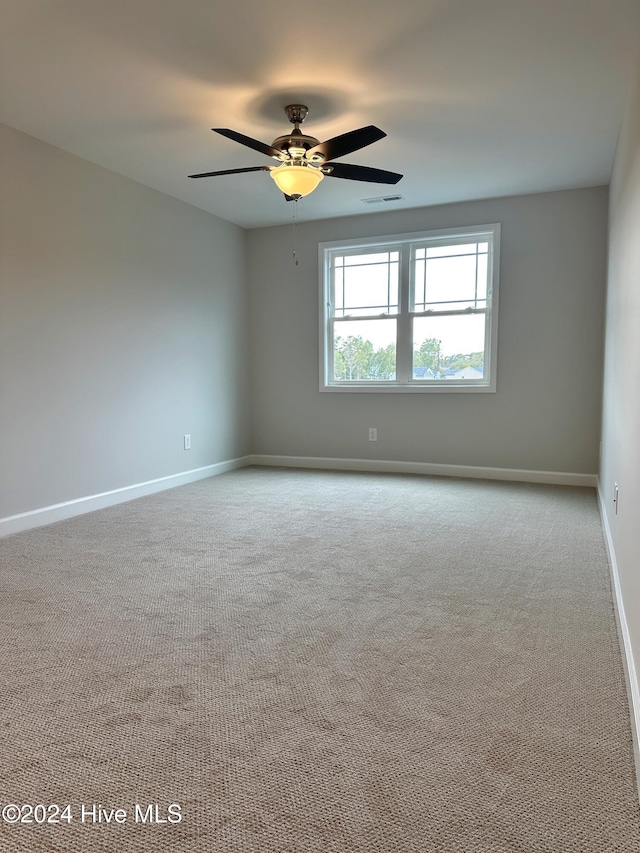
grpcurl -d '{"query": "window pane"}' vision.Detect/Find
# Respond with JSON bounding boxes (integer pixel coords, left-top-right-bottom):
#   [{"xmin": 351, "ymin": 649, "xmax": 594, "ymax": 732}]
[
  {"xmin": 343, "ymin": 265, "xmax": 397, "ymax": 313},
  {"xmin": 477, "ymin": 253, "xmax": 488, "ymax": 300},
  {"xmin": 414, "ymin": 258, "xmax": 426, "ymax": 308},
  {"xmin": 426, "ymin": 243, "xmax": 479, "ymax": 258},
  {"xmin": 413, "ymin": 314, "xmax": 486, "ymax": 380},
  {"xmin": 335, "ymin": 267, "xmax": 344, "ymax": 310},
  {"xmin": 343, "ymin": 251, "xmax": 398, "ymax": 266},
  {"xmin": 333, "ymin": 319, "xmax": 396, "ymax": 381},
  {"xmin": 423, "ymin": 254, "xmax": 477, "ymax": 306}
]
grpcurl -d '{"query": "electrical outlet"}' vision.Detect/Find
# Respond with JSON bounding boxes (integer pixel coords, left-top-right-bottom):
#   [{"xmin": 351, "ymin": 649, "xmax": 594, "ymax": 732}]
[
  {"xmin": 184, "ymin": 434, "xmax": 191, "ymax": 450},
  {"xmin": 614, "ymin": 482, "xmax": 619, "ymax": 514},
  {"xmin": 368, "ymin": 428, "xmax": 377, "ymax": 441}
]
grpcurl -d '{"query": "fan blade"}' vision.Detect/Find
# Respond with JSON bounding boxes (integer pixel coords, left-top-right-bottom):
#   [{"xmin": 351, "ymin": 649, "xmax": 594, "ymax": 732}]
[
  {"xmin": 307, "ymin": 126, "xmax": 386, "ymax": 162},
  {"xmin": 189, "ymin": 166, "xmax": 272, "ymax": 179},
  {"xmin": 213, "ymin": 128, "xmax": 283, "ymax": 159},
  {"xmin": 325, "ymin": 162, "xmax": 403, "ymax": 184}
]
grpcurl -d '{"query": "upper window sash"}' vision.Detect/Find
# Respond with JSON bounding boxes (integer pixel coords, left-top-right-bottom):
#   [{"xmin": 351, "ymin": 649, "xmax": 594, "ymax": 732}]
[
  {"xmin": 410, "ymin": 235, "xmax": 493, "ymax": 315},
  {"xmin": 329, "ymin": 246, "xmax": 402, "ymax": 319}
]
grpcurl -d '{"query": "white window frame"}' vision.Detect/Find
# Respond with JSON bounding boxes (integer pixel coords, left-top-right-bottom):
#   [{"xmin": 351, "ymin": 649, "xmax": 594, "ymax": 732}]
[{"xmin": 319, "ymin": 224, "xmax": 500, "ymax": 393}]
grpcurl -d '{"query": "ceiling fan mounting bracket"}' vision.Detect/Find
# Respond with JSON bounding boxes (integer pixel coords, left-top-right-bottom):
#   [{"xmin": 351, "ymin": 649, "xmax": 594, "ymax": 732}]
[{"xmin": 284, "ymin": 104, "xmax": 309, "ymax": 125}]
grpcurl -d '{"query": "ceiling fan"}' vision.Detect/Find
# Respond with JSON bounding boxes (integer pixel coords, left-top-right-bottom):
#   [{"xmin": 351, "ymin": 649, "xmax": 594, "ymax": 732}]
[{"xmin": 189, "ymin": 104, "xmax": 403, "ymax": 201}]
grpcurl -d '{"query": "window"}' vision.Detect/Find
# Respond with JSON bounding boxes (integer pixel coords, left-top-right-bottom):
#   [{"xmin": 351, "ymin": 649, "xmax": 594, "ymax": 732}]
[{"xmin": 319, "ymin": 224, "xmax": 500, "ymax": 392}]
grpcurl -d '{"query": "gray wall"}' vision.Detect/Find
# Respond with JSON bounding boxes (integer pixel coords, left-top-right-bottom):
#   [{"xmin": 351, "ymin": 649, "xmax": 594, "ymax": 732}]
[
  {"xmin": 248, "ymin": 188, "xmax": 608, "ymax": 474},
  {"xmin": 0, "ymin": 124, "xmax": 250, "ymax": 518},
  {"xmin": 600, "ymin": 40, "xmax": 640, "ymax": 694}
]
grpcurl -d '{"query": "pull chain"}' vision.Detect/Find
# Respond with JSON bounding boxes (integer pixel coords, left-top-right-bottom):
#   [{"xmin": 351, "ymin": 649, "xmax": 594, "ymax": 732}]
[{"xmin": 292, "ymin": 199, "xmax": 299, "ymax": 266}]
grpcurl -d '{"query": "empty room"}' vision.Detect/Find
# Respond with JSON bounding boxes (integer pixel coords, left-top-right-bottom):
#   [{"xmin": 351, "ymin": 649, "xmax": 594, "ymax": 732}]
[{"xmin": 1, "ymin": 1, "xmax": 640, "ymax": 851}]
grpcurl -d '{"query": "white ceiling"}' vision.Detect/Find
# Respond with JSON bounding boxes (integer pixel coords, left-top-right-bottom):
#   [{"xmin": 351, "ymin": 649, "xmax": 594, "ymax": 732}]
[{"xmin": 1, "ymin": 0, "xmax": 638, "ymax": 229}]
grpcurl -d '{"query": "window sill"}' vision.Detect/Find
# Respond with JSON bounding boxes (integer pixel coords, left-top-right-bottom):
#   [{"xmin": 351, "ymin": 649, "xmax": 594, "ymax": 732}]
[{"xmin": 321, "ymin": 382, "xmax": 496, "ymax": 394}]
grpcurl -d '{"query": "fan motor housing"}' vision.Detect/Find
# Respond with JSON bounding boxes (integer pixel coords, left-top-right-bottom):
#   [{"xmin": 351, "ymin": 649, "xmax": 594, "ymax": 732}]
[{"xmin": 271, "ymin": 129, "xmax": 320, "ymax": 158}]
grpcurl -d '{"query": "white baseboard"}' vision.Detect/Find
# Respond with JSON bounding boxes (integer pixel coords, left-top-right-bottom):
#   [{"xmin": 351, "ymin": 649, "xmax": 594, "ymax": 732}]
[
  {"xmin": 597, "ymin": 481, "xmax": 640, "ymax": 781},
  {"xmin": 0, "ymin": 456, "xmax": 252, "ymax": 538},
  {"xmin": 250, "ymin": 454, "xmax": 597, "ymax": 487},
  {"xmin": 2, "ymin": 456, "xmax": 595, "ymax": 539}
]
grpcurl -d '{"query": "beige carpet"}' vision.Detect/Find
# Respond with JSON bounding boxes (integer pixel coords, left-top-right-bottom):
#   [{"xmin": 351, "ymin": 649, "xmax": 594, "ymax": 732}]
[{"xmin": 0, "ymin": 467, "xmax": 639, "ymax": 852}]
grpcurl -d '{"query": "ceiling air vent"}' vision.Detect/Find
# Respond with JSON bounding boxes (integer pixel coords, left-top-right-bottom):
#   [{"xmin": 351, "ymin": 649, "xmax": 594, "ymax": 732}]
[{"xmin": 361, "ymin": 194, "xmax": 404, "ymax": 204}]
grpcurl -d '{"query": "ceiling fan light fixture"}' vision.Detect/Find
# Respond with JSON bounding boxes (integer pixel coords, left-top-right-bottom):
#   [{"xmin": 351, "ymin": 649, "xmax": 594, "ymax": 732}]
[{"xmin": 270, "ymin": 163, "xmax": 324, "ymax": 198}]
